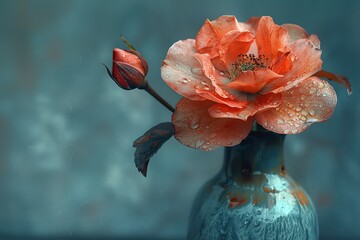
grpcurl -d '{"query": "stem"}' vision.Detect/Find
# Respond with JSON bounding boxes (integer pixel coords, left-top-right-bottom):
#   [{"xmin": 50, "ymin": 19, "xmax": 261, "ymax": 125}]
[
  {"xmin": 119, "ymin": 35, "xmax": 175, "ymax": 112},
  {"xmin": 144, "ymin": 84, "xmax": 175, "ymax": 113}
]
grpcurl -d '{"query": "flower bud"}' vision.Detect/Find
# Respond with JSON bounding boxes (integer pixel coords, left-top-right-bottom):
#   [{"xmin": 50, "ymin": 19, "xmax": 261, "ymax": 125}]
[{"xmin": 105, "ymin": 48, "xmax": 148, "ymax": 90}]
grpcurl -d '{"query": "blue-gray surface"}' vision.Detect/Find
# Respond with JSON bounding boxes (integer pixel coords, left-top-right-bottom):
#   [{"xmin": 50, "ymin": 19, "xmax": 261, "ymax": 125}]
[{"xmin": 0, "ymin": 0, "xmax": 359, "ymax": 239}]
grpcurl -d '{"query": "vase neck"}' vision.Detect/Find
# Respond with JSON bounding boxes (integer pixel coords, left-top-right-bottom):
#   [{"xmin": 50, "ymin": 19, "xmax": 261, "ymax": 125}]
[{"xmin": 223, "ymin": 131, "xmax": 285, "ymax": 178}]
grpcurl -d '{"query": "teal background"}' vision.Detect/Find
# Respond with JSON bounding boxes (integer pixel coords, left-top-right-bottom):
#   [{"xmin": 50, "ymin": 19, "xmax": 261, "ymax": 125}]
[{"xmin": 0, "ymin": 0, "xmax": 359, "ymax": 239}]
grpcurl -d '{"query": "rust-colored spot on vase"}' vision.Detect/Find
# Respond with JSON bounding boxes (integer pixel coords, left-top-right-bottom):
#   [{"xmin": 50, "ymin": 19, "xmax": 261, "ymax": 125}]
[
  {"xmin": 294, "ymin": 189, "xmax": 310, "ymax": 206},
  {"xmin": 228, "ymin": 196, "xmax": 248, "ymax": 208},
  {"xmin": 263, "ymin": 186, "xmax": 279, "ymax": 194}
]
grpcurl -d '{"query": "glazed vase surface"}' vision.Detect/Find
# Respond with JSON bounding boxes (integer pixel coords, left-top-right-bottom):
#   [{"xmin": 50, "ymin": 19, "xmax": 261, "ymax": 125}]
[{"xmin": 188, "ymin": 131, "xmax": 318, "ymax": 240}]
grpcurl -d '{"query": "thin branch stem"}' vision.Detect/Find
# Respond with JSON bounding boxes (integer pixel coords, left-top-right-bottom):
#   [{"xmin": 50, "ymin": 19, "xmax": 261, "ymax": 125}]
[
  {"xmin": 144, "ymin": 83, "xmax": 175, "ymax": 113},
  {"xmin": 119, "ymin": 35, "xmax": 175, "ymax": 113}
]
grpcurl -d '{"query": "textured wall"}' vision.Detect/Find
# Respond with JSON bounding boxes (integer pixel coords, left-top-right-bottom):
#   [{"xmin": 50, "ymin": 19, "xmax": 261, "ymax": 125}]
[{"xmin": 0, "ymin": 0, "xmax": 359, "ymax": 239}]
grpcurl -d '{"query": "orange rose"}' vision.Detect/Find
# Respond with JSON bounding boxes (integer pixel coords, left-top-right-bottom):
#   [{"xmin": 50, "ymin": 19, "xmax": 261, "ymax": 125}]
[{"xmin": 162, "ymin": 16, "xmax": 338, "ymax": 150}]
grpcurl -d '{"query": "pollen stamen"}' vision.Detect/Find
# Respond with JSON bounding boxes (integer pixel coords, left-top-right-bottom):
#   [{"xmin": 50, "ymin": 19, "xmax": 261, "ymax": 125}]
[{"xmin": 225, "ymin": 54, "xmax": 269, "ymax": 79}]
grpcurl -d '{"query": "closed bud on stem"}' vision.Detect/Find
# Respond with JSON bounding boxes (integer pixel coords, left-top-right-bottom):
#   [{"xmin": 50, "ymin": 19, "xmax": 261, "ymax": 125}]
[{"xmin": 105, "ymin": 48, "xmax": 148, "ymax": 90}]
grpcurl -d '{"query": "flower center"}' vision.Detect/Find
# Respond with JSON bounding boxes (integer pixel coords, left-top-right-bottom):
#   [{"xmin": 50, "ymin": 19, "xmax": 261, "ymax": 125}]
[{"xmin": 225, "ymin": 54, "xmax": 269, "ymax": 79}]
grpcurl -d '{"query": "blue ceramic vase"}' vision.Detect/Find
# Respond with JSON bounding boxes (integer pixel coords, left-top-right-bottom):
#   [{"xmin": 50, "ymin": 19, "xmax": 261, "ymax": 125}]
[{"xmin": 188, "ymin": 131, "xmax": 318, "ymax": 240}]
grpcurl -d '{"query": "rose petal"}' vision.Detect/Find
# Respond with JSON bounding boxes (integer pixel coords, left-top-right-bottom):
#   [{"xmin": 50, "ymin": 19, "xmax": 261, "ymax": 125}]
[
  {"xmin": 209, "ymin": 93, "xmax": 282, "ymax": 121},
  {"xmin": 282, "ymin": 24, "xmax": 320, "ymax": 49},
  {"xmin": 271, "ymin": 51, "xmax": 293, "ymax": 75},
  {"xmin": 172, "ymin": 98, "xmax": 253, "ymax": 150},
  {"xmin": 308, "ymin": 34, "xmax": 320, "ymax": 49},
  {"xmin": 219, "ymin": 30, "xmax": 254, "ymax": 66},
  {"xmin": 194, "ymin": 53, "xmax": 232, "ymax": 97},
  {"xmin": 255, "ymin": 76, "xmax": 337, "ymax": 134},
  {"xmin": 195, "ymin": 88, "xmax": 248, "ymax": 109},
  {"xmin": 195, "ymin": 20, "xmax": 219, "ymax": 57},
  {"xmin": 260, "ymin": 39, "xmax": 323, "ymax": 94},
  {"xmin": 282, "ymin": 24, "xmax": 309, "ymax": 42},
  {"xmin": 208, "ymin": 103, "xmax": 245, "ymax": 119},
  {"xmin": 113, "ymin": 48, "xmax": 146, "ymax": 74},
  {"xmin": 195, "ymin": 16, "xmax": 242, "ymax": 58},
  {"xmin": 256, "ymin": 16, "xmax": 290, "ymax": 64},
  {"xmin": 161, "ymin": 39, "xmax": 213, "ymax": 101},
  {"xmin": 227, "ymin": 68, "xmax": 283, "ymax": 94}
]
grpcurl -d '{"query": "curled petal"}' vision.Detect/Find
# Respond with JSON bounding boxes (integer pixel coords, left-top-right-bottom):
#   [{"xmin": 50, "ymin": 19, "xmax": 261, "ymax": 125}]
[
  {"xmin": 227, "ymin": 68, "xmax": 283, "ymax": 94},
  {"xmin": 172, "ymin": 98, "xmax": 253, "ymax": 150},
  {"xmin": 195, "ymin": 16, "xmax": 243, "ymax": 58},
  {"xmin": 195, "ymin": 20, "xmax": 219, "ymax": 57},
  {"xmin": 271, "ymin": 51, "xmax": 293, "ymax": 75},
  {"xmin": 162, "ymin": 39, "xmax": 213, "ymax": 101},
  {"xmin": 219, "ymin": 30, "xmax": 254, "ymax": 66},
  {"xmin": 255, "ymin": 76, "xmax": 337, "ymax": 134},
  {"xmin": 261, "ymin": 39, "xmax": 323, "ymax": 94},
  {"xmin": 314, "ymin": 70, "xmax": 352, "ymax": 95},
  {"xmin": 256, "ymin": 16, "xmax": 290, "ymax": 63},
  {"xmin": 282, "ymin": 24, "xmax": 309, "ymax": 42},
  {"xmin": 282, "ymin": 24, "xmax": 320, "ymax": 49},
  {"xmin": 211, "ymin": 15, "xmax": 242, "ymax": 32}
]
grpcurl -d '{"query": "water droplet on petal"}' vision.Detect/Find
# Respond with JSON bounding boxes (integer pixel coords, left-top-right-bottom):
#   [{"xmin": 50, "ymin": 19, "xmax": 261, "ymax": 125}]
[
  {"xmin": 189, "ymin": 118, "xmax": 200, "ymax": 129},
  {"xmin": 191, "ymin": 67, "xmax": 203, "ymax": 75},
  {"xmin": 301, "ymin": 110, "xmax": 308, "ymax": 116},
  {"xmin": 306, "ymin": 118, "xmax": 319, "ymax": 124},
  {"xmin": 295, "ymin": 107, "xmax": 302, "ymax": 112},
  {"xmin": 179, "ymin": 78, "xmax": 188, "ymax": 84},
  {"xmin": 284, "ymin": 129, "xmax": 290, "ymax": 134},
  {"xmin": 291, "ymin": 129, "xmax": 298, "ymax": 134},
  {"xmin": 309, "ymin": 87, "xmax": 317, "ymax": 94},
  {"xmin": 195, "ymin": 139, "xmax": 205, "ymax": 148},
  {"xmin": 309, "ymin": 109, "xmax": 316, "ymax": 116},
  {"xmin": 277, "ymin": 119, "xmax": 285, "ymax": 124}
]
